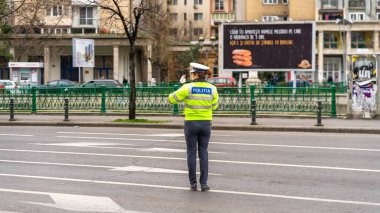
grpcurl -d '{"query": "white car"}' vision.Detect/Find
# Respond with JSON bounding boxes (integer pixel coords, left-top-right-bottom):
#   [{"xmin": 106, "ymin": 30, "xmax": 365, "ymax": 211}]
[{"xmin": 0, "ymin": 80, "xmax": 19, "ymax": 94}]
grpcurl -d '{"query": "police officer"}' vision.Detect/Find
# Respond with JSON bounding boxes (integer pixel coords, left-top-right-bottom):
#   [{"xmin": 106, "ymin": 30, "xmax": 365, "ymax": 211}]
[{"xmin": 168, "ymin": 62, "xmax": 219, "ymax": 192}]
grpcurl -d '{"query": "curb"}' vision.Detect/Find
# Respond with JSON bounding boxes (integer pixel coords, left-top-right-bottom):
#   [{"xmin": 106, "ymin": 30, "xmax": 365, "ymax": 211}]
[{"xmin": 1, "ymin": 122, "xmax": 379, "ymax": 135}]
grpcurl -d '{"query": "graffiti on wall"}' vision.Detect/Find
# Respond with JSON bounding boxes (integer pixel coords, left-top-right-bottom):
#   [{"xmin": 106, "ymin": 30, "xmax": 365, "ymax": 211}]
[{"xmin": 351, "ymin": 55, "xmax": 377, "ymax": 113}]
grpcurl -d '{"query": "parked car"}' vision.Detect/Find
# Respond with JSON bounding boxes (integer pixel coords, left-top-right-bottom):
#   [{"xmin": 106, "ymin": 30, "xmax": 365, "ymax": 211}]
[
  {"xmin": 207, "ymin": 77, "xmax": 236, "ymax": 87},
  {"xmin": 80, "ymin": 79, "xmax": 123, "ymax": 88},
  {"xmin": 0, "ymin": 80, "xmax": 18, "ymax": 94},
  {"xmin": 37, "ymin": 79, "xmax": 78, "ymax": 89}
]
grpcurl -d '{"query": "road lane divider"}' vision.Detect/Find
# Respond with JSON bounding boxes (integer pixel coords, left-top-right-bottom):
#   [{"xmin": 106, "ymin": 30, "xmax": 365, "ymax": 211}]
[{"xmin": 0, "ymin": 148, "xmax": 379, "ymax": 173}]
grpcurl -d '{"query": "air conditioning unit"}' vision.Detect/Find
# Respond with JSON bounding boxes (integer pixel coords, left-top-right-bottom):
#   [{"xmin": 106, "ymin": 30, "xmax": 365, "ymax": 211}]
[{"xmin": 193, "ymin": 5, "xmax": 198, "ymax": 9}]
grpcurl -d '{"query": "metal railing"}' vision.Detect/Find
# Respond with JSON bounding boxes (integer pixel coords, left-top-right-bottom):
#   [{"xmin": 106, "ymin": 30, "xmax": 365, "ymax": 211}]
[{"xmin": 0, "ymin": 85, "xmax": 337, "ymax": 116}]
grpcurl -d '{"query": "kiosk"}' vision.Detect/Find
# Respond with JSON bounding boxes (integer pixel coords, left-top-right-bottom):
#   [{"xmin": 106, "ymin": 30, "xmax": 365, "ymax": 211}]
[{"xmin": 8, "ymin": 62, "xmax": 44, "ymax": 86}]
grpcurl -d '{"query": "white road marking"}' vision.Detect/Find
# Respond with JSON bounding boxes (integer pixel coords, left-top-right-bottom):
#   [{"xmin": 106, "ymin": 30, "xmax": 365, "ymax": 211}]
[
  {"xmin": 0, "ymin": 188, "xmax": 126, "ymax": 212},
  {"xmin": 0, "ymin": 159, "xmax": 220, "ymax": 175},
  {"xmin": 139, "ymin": 148, "xmax": 225, "ymax": 154},
  {"xmin": 112, "ymin": 166, "xmax": 187, "ymax": 174},
  {"xmin": 57, "ymin": 135, "xmax": 380, "ymax": 153},
  {"xmin": 0, "ymin": 174, "xmax": 380, "ymax": 207},
  {"xmin": 0, "ymin": 134, "xmax": 34, "ymax": 137},
  {"xmin": 57, "ymin": 132, "xmax": 233, "ymax": 137},
  {"xmin": 0, "ymin": 159, "xmax": 114, "ymax": 169},
  {"xmin": 33, "ymin": 142, "xmax": 137, "ymax": 147},
  {"xmin": 0, "ymin": 148, "xmax": 379, "ymax": 173}
]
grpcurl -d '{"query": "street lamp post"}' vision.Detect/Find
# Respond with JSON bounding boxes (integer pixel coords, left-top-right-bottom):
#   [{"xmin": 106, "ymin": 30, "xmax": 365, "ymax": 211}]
[
  {"xmin": 336, "ymin": 18, "xmax": 353, "ymax": 116},
  {"xmin": 198, "ymin": 35, "xmax": 208, "ymax": 66},
  {"xmin": 210, "ymin": 34, "xmax": 218, "ymax": 77}
]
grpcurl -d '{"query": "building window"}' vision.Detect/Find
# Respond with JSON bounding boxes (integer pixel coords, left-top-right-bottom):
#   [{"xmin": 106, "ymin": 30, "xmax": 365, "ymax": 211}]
[
  {"xmin": 184, "ymin": 0, "xmax": 187, "ymax": 5},
  {"xmin": 349, "ymin": 12, "xmax": 365, "ymax": 21},
  {"xmin": 262, "ymin": 16, "xmax": 279, "ymax": 22},
  {"xmin": 80, "ymin": 7, "xmax": 93, "ymax": 25},
  {"xmin": 170, "ymin": 13, "xmax": 178, "ymax": 21},
  {"xmin": 378, "ymin": 0, "xmax": 380, "ymax": 7},
  {"xmin": 184, "ymin": 13, "xmax": 187, "ymax": 20},
  {"xmin": 169, "ymin": 28, "xmax": 178, "ymax": 36},
  {"xmin": 194, "ymin": 0, "xmax": 202, "ymax": 5},
  {"xmin": 194, "ymin": 28, "xmax": 203, "ymax": 36},
  {"xmin": 233, "ymin": 0, "xmax": 236, "ymax": 10},
  {"xmin": 263, "ymin": 0, "xmax": 278, "ymax": 4},
  {"xmin": 377, "ymin": 13, "xmax": 380, "ymax": 20},
  {"xmin": 349, "ymin": 0, "xmax": 365, "ymax": 8},
  {"xmin": 351, "ymin": 31, "xmax": 373, "ymax": 48},
  {"xmin": 46, "ymin": 5, "xmax": 64, "ymax": 16},
  {"xmin": 323, "ymin": 32, "xmax": 339, "ymax": 49},
  {"xmin": 321, "ymin": 0, "xmax": 337, "ymax": 8},
  {"xmin": 169, "ymin": 0, "xmax": 177, "ymax": 5},
  {"xmin": 323, "ymin": 57, "xmax": 341, "ymax": 82},
  {"xmin": 194, "ymin": 13, "xmax": 203, "ymax": 21},
  {"xmin": 215, "ymin": 0, "xmax": 224, "ymax": 10},
  {"xmin": 282, "ymin": 0, "xmax": 288, "ymax": 4}
]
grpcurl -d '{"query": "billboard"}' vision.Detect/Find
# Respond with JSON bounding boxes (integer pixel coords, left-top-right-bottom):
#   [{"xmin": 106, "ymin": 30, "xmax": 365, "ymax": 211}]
[
  {"xmin": 73, "ymin": 38, "xmax": 95, "ymax": 67},
  {"xmin": 222, "ymin": 22, "xmax": 315, "ymax": 71}
]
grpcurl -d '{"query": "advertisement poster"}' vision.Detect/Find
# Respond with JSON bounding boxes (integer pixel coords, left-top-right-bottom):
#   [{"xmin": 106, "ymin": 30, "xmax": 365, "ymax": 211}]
[
  {"xmin": 73, "ymin": 38, "xmax": 95, "ymax": 67},
  {"xmin": 351, "ymin": 55, "xmax": 377, "ymax": 113},
  {"xmin": 222, "ymin": 22, "xmax": 315, "ymax": 71}
]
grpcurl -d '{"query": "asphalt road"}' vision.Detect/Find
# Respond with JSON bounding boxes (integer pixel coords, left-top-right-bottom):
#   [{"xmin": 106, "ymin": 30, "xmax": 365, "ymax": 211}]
[{"xmin": 0, "ymin": 126, "xmax": 379, "ymax": 213}]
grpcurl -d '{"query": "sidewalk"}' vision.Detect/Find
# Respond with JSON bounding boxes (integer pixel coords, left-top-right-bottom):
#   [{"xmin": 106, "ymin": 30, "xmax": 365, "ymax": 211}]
[{"xmin": 1, "ymin": 113, "xmax": 380, "ymax": 134}]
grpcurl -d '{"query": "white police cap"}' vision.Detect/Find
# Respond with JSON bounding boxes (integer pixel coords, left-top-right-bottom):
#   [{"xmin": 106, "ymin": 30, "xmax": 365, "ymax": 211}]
[{"xmin": 190, "ymin": 62, "xmax": 209, "ymax": 73}]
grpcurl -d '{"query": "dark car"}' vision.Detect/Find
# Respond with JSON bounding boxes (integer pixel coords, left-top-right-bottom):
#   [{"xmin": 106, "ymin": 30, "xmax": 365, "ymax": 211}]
[
  {"xmin": 80, "ymin": 79, "xmax": 123, "ymax": 88},
  {"xmin": 38, "ymin": 79, "xmax": 78, "ymax": 89}
]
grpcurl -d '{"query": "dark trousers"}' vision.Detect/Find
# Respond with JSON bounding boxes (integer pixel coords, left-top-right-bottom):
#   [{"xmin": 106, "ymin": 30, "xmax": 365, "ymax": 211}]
[{"xmin": 184, "ymin": 120, "xmax": 211, "ymax": 185}]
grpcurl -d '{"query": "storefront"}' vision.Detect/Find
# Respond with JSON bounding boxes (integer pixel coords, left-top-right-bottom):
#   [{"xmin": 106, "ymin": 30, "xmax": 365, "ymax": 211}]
[{"xmin": 8, "ymin": 62, "xmax": 44, "ymax": 86}]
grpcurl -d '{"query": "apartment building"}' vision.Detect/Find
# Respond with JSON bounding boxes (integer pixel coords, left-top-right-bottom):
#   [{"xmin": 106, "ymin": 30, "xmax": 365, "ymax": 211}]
[
  {"xmin": 227, "ymin": 0, "xmax": 380, "ymax": 83},
  {"xmin": 1, "ymin": 0, "xmax": 164, "ymax": 85},
  {"xmin": 167, "ymin": 0, "xmax": 236, "ymax": 81}
]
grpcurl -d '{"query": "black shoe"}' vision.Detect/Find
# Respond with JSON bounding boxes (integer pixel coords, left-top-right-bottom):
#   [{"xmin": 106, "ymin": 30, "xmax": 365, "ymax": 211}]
[
  {"xmin": 201, "ymin": 185, "xmax": 210, "ymax": 192},
  {"xmin": 190, "ymin": 183, "xmax": 197, "ymax": 191}
]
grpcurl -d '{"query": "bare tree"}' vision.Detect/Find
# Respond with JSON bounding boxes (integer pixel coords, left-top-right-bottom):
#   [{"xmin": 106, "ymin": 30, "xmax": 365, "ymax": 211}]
[
  {"xmin": 142, "ymin": 0, "xmax": 170, "ymax": 82},
  {"xmin": 91, "ymin": 0, "xmax": 167, "ymax": 119},
  {"xmin": 0, "ymin": 0, "xmax": 27, "ymax": 60},
  {"xmin": 11, "ymin": 0, "xmax": 69, "ymax": 61}
]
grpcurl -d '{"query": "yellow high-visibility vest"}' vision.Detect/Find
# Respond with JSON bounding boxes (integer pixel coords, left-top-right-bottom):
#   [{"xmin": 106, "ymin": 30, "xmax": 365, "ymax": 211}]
[{"xmin": 168, "ymin": 82, "xmax": 219, "ymax": 120}]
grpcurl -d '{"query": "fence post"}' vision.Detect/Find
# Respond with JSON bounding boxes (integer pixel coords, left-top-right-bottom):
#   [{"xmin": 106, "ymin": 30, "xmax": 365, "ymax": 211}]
[
  {"xmin": 63, "ymin": 98, "xmax": 70, "ymax": 121},
  {"xmin": 172, "ymin": 84, "xmax": 179, "ymax": 115},
  {"xmin": 250, "ymin": 85, "xmax": 257, "ymax": 125},
  {"xmin": 331, "ymin": 85, "xmax": 337, "ymax": 117},
  {"xmin": 9, "ymin": 98, "xmax": 16, "ymax": 121},
  {"xmin": 31, "ymin": 87, "xmax": 37, "ymax": 114},
  {"xmin": 316, "ymin": 100, "xmax": 323, "ymax": 126},
  {"xmin": 101, "ymin": 85, "xmax": 106, "ymax": 114}
]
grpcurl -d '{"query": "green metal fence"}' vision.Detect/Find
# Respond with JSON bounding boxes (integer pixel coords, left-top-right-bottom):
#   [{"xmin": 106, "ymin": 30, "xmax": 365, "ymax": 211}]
[{"xmin": 0, "ymin": 85, "xmax": 337, "ymax": 116}]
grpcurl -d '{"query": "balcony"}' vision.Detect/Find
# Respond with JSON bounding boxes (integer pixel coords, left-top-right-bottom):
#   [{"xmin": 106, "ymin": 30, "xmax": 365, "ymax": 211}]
[
  {"xmin": 321, "ymin": 0, "xmax": 338, "ymax": 9},
  {"xmin": 349, "ymin": 0, "xmax": 365, "ymax": 9},
  {"xmin": 72, "ymin": 0, "xmax": 98, "ymax": 5},
  {"xmin": 211, "ymin": 12, "xmax": 235, "ymax": 23}
]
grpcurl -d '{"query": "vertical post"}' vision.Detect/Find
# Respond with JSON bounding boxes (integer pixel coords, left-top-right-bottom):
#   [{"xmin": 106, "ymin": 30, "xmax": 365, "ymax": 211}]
[
  {"xmin": 63, "ymin": 98, "xmax": 70, "ymax": 121},
  {"xmin": 31, "ymin": 87, "xmax": 37, "ymax": 114},
  {"xmin": 101, "ymin": 85, "xmax": 106, "ymax": 114},
  {"xmin": 250, "ymin": 85, "xmax": 257, "ymax": 125},
  {"xmin": 172, "ymin": 84, "xmax": 179, "ymax": 115},
  {"xmin": 9, "ymin": 98, "xmax": 15, "ymax": 121},
  {"xmin": 331, "ymin": 85, "xmax": 337, "ymax": 117},
  {"xmin": 316, "ymin": 100, "xmax": 323, "ymax": 126}
]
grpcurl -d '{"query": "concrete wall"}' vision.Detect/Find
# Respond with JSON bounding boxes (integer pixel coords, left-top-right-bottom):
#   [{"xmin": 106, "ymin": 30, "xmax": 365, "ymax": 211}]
[
  {"xmin": 246, "ymin": 0, "xmax": 288, "ymax": 21},
  {"xmin": 288, "ymin": 0, "xmax": 316, "ymax": 21}
]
